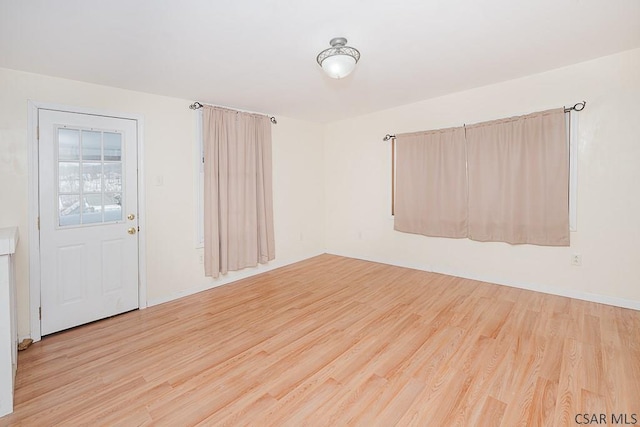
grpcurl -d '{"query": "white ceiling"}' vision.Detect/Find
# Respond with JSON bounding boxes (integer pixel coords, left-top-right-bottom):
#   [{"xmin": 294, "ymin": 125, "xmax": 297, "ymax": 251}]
[{"xmin": 1, "ymin": 0, "xmax": 639, "ymax": 123}]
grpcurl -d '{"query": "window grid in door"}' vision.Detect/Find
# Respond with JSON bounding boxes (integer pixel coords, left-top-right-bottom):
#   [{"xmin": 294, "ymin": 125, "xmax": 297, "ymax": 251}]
[{"xmin": 56, "ymin": 126, "xmax": 124, "ymax": 227}]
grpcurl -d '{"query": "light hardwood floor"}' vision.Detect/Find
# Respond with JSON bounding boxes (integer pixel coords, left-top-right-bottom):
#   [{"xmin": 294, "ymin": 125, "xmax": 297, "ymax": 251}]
[{"xmin": 3, "ymin": 254, "xmax": 639, "ymax": 426}]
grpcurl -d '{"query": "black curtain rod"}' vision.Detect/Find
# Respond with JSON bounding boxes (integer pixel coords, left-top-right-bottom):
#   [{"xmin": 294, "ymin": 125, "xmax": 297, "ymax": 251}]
[
  {"xmin": 382, "ymin": 101, "xmax": 586, "ymax": 141},
  {"xmin": 564, "ymin": 101, "xmax": 586, "ymax": 113},
  {"xmin": 189, "ymin": 101, "xmax": 277, "ymax": 124}
]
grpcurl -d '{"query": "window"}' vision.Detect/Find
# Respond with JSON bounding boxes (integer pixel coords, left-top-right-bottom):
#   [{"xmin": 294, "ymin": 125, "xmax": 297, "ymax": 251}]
[
  {"xmin": 57, "ymin": 127, "xmax": 123, "ymax": 227},
  {"xmin": 392, "ymin": 107, "xmax": 576, "ymax": 246}
]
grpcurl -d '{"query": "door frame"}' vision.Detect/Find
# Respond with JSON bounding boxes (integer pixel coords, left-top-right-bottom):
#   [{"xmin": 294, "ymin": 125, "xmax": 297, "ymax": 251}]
[{"xmin": 27, "ymin": 101, "xmax": 148, "ymax": 342}]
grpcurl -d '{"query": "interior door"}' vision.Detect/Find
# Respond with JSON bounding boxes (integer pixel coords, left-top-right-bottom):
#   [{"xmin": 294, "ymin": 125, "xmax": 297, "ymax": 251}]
[{"xmin": 38, "ymin": 109, "xmax": 139, "ymax": 335}]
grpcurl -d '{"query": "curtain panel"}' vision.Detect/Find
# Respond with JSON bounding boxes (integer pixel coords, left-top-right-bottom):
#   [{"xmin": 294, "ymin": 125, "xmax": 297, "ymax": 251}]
[
  {"xmin": 465, "ymin": 108, "xmax": 569, "ymax": 246},
  {"xmin": 394, "ymin": 127, "xmax": 468, "ymax": 238},
  {"xmin": 203, "ymin": 106, "xmax": 275, "ymax": 278},
  {"xmin": 393, "ymin": 108, "xmax": 569, "ymax": 247}
]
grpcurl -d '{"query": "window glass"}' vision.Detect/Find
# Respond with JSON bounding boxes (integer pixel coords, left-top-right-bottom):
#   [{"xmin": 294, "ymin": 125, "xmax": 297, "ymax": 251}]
[
  {"xmin": 58, "ymin": 195, "xmax": 81, "ymax": 226},
  {"xmin": 82, "ymin": 130, "xmax": 102, "ymax": 161},
  {"xmin": 83, "ymin": 163, "xmax": 102, "ymax": 193},
  {"xmin": 104, "ymin": 163, "xmax": 122, "ymax": 192},
  {"xmin": 59, "ymin": 162, "xmax": 80, "ymax": 193},
  {"xmin": 57, "ymin": 127, "xmax": 124, "ymax": 227},
  {"xmin": 58, "ymin": 129, "xmax": 80, "ymax": 160},
  {"xmin": 104, "ymin": 132, "xmax": 122, "ymax": 161}
]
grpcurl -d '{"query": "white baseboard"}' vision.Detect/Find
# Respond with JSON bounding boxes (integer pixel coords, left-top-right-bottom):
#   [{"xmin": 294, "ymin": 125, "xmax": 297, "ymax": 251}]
[
  {"xmin": 326, "ymin": 250, "xmax": 640, "ymax": 311},
  {"xmin": 147, "ymin": 250, "xmax": 325, "ymax": 307},
  {"xmin": 493, "ymin": 279, "xmax": 640, "ymax": 311}
]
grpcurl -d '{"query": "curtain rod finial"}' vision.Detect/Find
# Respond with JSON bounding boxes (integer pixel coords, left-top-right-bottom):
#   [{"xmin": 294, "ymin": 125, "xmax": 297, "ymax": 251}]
[{"xmin": 565, "ymin": 101, "xmax": 586, "ymax": 112}]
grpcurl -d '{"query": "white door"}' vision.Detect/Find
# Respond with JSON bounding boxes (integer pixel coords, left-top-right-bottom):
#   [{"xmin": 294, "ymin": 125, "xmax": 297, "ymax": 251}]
[{"xmin": 38, "ymin": 109, "xmax": 139, "ymax": 335}]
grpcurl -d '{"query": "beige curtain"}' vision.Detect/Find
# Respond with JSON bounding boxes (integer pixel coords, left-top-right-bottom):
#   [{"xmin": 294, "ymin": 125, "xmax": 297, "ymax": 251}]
[
  {"xmin": 394, "ymin": 127, "xmax": 468, "ymax": 238},
  {"xmin": 465, "ymin": 108, "xmax": 569, "ymax": 246},
  {"xmin": 203, "ymin": 106, "xmax": 275, "ymax": 278}
]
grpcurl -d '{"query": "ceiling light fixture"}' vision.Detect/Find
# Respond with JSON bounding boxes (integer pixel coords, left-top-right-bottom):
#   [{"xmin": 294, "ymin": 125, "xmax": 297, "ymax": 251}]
[{"xmin": 316, "ymin": 37, "xmax": 360, "ymax": 79}]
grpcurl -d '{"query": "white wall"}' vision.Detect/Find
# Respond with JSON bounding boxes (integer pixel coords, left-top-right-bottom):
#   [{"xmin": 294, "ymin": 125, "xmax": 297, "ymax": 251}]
[
  {"xmin": 0, "ymin": 68, "xmax": 325, "ymax": 338},
  {"xmin": 324, "ymin": 48, "xmax": 640, "ymax": 308},
  {"xmin": 2, "ymin": 48, "xmax": 639, "ymax": 341}
]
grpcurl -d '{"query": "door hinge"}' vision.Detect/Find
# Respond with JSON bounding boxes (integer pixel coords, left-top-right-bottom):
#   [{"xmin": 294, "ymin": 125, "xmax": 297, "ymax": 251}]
[
  {"xmin": 137, "ymin": 226, "xmax": 140, "ymax": 232},
  {"xmin": 37, "ymin": 216, "xmax": 40, "ymax": 230},
  {"xmin": 36, "ymin": 126, "xmax": 39, "ymax": 140},
  {"xmin": 39, "ymin": 307, "xmax": 42, "ymax": 320}
]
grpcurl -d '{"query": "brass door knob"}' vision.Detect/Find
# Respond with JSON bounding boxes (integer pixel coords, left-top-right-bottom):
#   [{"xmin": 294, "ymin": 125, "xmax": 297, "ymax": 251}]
[
  {"xmin": 127, "ymin": 227, "xmax": 137, "ymax": 235},
  {"xmin": 127, "ymin": 213, "xmax": 135, "ymax": 220}
]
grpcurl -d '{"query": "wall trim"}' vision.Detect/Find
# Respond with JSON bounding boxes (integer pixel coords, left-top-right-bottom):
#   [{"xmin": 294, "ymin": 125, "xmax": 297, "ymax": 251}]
[
  {"xmin": 326, "ymin": 250, "xmax": 640, "ymax": 311},
  {"xmin": 147, "ymin": 251, "xmax": 324, "ymax": 307},
  {"xmin": 27, "ymin": 101, "xmax": 147, "ymax": 342}
]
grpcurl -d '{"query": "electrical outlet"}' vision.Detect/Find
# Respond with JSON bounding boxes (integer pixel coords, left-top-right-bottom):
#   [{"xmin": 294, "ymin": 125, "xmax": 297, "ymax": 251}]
[{"xmin": 571, "ymin": 253, "xmax": 582, "ymax": 266}]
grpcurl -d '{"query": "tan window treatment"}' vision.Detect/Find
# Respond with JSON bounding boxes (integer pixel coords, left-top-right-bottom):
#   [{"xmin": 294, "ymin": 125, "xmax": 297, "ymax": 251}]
[
  {"xmin": 202, "ymin": 106, "xmax": 275, "ymax": 278},
  {"xmin": 393, "ymin": 108, "xmax": 569, "ymax": 246},
  {"xmin": 394, "ymin": 127, "xmax": 468, "ymax": 238},
  {"xmin": 465, "ymin": 108, "xmax": 569, "ymax": 246}
]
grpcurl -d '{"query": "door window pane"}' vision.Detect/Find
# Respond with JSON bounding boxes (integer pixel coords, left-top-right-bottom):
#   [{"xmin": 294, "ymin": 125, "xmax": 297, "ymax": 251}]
[
  {"xmin": 83, "ymin": 194, "xmax": 103, "ymax": 224},
  {"xmin": 82, "ymin": 200, "xmax": 102, "ymax": 224},
  {"xmin": 104, "ymin": 193, "xmax": 123, "ymax": 222},
  {"xmin": 84, "ymin": 194, "xmax": 103, "ymax": 214},
  {"xmin": 59, "ymin": 195, "xmax": 81, "ymax": 226},
  {"xmin": 104, "ymin": 163, "xmax": 122, "ymax": 192},
  {"xmin": 59, "ymin": 162, "xmax": 80, "ymax": 193},
  {"xmin": 82, "ymin": 130, "xmax": 102, "ymax": 161},
  {"xmin": 104, "ymin": 132, "xmax": 122, "ymax": 161},
  {"xmin": 57, "ymin": 126, "xmax": 125, "ymax": 227},
  {"xmin": 83, "ymin": 163, "xmax": 102, "ymax": 193},
  {"xmin": 58, "ymin": 129, "xmax": 80, "ymax": 160}
]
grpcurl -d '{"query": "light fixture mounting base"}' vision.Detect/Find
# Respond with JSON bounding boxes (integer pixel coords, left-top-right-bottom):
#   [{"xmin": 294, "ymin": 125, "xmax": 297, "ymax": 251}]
[{"xmin": 329, "ymin": 37, "xmax": 348, "ymax": 47}]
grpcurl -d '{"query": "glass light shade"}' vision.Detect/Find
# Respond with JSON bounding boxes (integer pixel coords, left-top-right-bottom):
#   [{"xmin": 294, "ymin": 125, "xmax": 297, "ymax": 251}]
[
  {"xmin": 317, "ymin": 37, "xmax": 360, "ymax": 79},
  {"xmin": 320, "ymin": 54, "xmax": 357, "ymax": 79}
]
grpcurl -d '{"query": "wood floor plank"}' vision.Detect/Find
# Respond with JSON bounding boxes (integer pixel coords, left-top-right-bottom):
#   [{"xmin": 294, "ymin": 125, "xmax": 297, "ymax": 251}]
[{"xmin": 3, "ymin": 254, "xmax": 639, "ymax": 426}]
